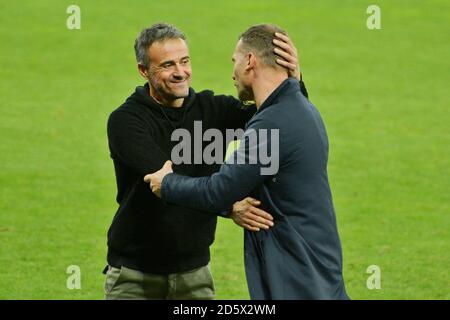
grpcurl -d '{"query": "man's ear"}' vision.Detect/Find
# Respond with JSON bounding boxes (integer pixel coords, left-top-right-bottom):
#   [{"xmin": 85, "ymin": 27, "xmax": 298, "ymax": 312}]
[
  {"xmin": 245, "ymin": 52, "xmax": 256, "ymax": 72},
  {"xmin": 137, "ymin": 63, "xmax": 149, "ymax": 80}
]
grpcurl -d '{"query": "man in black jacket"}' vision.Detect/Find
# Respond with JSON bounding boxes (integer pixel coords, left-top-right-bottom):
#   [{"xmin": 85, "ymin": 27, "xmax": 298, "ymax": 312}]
[
  {"xmin": 105, "ymin": 23, "xmax": 302, "ymax": 299},
  {"xmin": 146, "ymin": 24, "xmax": 348, "ymax": 300}
]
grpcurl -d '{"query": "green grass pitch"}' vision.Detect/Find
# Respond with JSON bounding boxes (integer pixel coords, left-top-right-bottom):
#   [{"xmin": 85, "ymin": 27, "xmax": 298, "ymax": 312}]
[{"xmin": 0, "ymin": 0, "xmax": 448, "ymax": 299}]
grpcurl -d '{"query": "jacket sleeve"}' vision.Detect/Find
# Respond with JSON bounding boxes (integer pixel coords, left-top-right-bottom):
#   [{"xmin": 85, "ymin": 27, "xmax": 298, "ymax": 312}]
[
  {"xmin": 160, "ymin": 117, "xmax": 279, "ymax": 213},
  {"xmin": 107, "ymin": 110, "xmax": 169, "ymax": 176}
]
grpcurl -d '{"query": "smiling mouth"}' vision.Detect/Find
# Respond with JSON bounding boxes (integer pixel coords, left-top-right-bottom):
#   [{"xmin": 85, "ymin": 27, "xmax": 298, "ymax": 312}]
[
  {"xmin": 170, "ymin": 79, "xmax": 187, "ymax": 85},
  {"xmin": 170, "ymin": 80, "xmax": 187, "ymax": 87}
]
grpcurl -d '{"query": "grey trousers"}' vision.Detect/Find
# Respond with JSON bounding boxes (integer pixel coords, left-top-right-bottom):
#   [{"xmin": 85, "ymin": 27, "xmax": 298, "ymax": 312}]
[{"xmin": 104, "ymin": 264, "xmax": 215, "ymax": 300}]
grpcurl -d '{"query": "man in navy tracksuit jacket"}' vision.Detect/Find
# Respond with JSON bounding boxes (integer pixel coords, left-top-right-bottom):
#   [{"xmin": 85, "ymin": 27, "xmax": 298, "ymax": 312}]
[{"xmin": 145, "ymin": 24, "xmax": 349, "ymax": 300}]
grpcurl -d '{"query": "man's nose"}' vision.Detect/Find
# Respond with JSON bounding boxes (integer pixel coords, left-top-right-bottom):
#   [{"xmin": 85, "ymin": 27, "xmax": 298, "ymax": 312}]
[
  {"xmin": 173, "ymin": 64, "xmax": 182, "ymax": 74},
  {"xmin": 173, "ymin": 63, "xmax": 187, "ymax": 78},
  {"xmin": 173, "ymin": 72, "xmax": 183, "ymax": 80}
]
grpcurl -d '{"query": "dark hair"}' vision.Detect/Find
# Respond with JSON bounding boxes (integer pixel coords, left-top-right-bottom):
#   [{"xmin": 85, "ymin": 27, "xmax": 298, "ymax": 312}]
[
  {"xmin": 134, "ymin": 23, "xmax": 186, "ymax": 68},
  {"xmin": 239, "ymin": 24, "xmax": 287, "ymax": 68}
]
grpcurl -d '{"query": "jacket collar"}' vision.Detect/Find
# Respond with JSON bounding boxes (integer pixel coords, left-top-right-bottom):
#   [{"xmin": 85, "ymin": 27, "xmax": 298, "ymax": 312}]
[{"xmin": 256, "ymin": 77, "xmax": 299, "ymax": 115}]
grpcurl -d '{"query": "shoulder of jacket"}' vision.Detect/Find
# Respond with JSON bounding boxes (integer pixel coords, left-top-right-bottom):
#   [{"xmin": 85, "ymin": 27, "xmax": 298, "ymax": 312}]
[
  {"xmin": 193, "ymin": 89, "xmax": 218, "ymax": 102},
  {"xmin": 108, "ymin": 103, "xmax": 144, "ymax": 124}
]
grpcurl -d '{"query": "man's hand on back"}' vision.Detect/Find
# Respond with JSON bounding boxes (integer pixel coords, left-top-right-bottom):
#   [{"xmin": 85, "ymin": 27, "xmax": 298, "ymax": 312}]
[{"xmin": 230, "ymin": 197, "xmax": 274, "ymax": 232}]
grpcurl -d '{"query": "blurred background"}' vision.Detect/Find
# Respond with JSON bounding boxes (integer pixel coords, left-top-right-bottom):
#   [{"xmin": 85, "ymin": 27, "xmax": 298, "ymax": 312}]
[{"xmin": 0, "ymin": 0, "xmax": 448, "ymax": 299}]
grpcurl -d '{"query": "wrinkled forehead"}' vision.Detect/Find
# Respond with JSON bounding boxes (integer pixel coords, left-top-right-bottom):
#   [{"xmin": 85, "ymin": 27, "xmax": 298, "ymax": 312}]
[{"xmin": 148, "ymin": 38, "xmax": 189, "ymax": 64}]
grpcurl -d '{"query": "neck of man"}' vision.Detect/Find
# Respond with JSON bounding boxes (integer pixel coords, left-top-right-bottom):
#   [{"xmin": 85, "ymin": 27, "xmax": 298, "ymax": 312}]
[
  {"xmin": 149, "ymin": 85, "xmax": 184, "ymax": 108},
  {"xmin": 252, "ymin": 68, "xmax": 289, "ymax": 109}
]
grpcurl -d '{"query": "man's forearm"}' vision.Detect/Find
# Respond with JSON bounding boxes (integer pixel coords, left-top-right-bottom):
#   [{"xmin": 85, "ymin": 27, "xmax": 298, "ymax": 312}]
[{"xmin": 161, "ymin": 173, "xmax": 234, "ymax": 214}]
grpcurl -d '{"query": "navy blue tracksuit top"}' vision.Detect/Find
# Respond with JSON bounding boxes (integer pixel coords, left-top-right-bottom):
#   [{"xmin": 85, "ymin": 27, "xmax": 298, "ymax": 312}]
[{"xmin": 161, "ymin": 77, "xmax": 349, "ymax": 300}]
